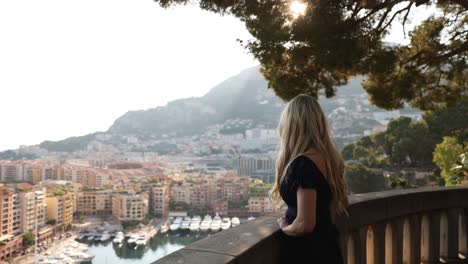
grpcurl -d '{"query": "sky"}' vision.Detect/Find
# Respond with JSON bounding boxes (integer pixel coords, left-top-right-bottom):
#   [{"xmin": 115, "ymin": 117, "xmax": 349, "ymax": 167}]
[{"xmin": 0, "ymin": 0, "xmax": 434, "ymax": 151}]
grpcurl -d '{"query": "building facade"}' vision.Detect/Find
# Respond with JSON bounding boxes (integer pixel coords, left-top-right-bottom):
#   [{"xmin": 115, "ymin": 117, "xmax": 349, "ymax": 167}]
[
  {"xmin": 18, "ymin": 189, "xmax": 47, "ymax": 233},
  {"xmin": 112, "ymin": 192, "xmax": 148, "ymax": 221},
  {"xmin": 46, "ymin": 193, "xmax": 73, "ymax": 226},
  {"xmin": 76, "ymin": 188, "xmax": 112, "ymax": 215}
]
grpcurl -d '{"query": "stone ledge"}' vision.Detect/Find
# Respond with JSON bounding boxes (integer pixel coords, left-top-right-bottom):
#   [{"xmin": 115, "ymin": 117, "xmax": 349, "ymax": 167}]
[{"xmin": 153, "ymin": 187, "xmax": 468, "ymax": 264}]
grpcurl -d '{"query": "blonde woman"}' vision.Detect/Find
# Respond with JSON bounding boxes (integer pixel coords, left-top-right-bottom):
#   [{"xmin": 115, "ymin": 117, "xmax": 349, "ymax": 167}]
[{"xmin": 271, "ymin": 94, "xmax": 348, "ymax": 264}]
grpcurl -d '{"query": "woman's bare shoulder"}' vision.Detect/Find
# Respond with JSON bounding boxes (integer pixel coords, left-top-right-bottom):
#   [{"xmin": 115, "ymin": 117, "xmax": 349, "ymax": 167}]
[{"xmin": 301, "ymin": 152, "xmax": 327, "ymax": 178}]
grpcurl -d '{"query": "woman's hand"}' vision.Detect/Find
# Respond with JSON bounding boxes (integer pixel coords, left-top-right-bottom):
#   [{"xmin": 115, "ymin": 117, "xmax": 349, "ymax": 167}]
[{"xmin": 277, "ymin": 216, "xmax": 289, "ymax": 229}]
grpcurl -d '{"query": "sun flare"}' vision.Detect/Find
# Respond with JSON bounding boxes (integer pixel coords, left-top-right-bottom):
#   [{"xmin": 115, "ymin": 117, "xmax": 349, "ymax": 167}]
[{"xmin": 290, "ymin": 1, "xmax": 307, "ymax": 19}]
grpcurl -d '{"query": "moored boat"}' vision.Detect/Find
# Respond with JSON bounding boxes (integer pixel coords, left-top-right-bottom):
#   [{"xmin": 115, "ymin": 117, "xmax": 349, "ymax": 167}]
[{"xmin": 231, "ymin": 217, "xmax": 240, "ymax": 227}]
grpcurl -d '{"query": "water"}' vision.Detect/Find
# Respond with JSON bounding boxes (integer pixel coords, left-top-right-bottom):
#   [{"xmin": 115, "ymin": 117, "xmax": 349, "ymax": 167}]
[{"xmin": 86, "ymin": 233, "xmax": 210, "ymax": 264}]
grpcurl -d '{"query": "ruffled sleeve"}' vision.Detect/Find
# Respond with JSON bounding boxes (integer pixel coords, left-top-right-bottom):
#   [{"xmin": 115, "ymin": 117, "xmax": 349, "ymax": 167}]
[{"xmin": 287, "ymin": 156, "xmax": 321, "ymax": 190}]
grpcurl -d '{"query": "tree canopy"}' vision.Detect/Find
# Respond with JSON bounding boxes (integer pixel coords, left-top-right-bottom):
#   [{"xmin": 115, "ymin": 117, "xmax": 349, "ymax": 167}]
[
  {"xmin": 345, "ymin": 163, "xmax": 387, "ymax": 193},
  {"xmin": 342, "ymin": 100, "xmax": 467, "ymax": 168},
  {"xmin": 155, "ymin": 0, "xmax": 467, "ymax": 110},
  {"xmin": 433, "ymin": 136, "xmax": 465, "ymax": 184}
]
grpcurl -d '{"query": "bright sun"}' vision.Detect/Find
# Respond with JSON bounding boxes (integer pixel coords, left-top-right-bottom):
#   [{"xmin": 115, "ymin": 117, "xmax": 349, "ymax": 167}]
[{"xmin": 290, "ymin": 1, "xmax": 307, "ymax": 19}]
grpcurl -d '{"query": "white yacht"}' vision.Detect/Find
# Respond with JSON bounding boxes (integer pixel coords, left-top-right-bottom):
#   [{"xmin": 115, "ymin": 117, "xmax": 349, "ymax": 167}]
[
  {"xmin": 231, "ymin": 217, "xmax": 240, "ymax": 227},
  {"xmin": 200, "ymin": 215, "xmax": 212, "ymax": 232},
  {"xmin": 170, "ymin": 217, "xmax": 183, "ymax": 231},
  {"xmin": 210, "ymin": 215, "xmax": 222, "ymax": 232},
  {"xmin": 67, "ymin": 251, "xmax": 95, "ymax": 262},
  {"xmin": 173, "ymin": 217, "xmax": 183, "ymax": 224},
  {"xmin": 221, "ymin": 217, "xmax": 231, "ymax": 230},
  {"xmin": 160, "ymin": 222, "xmax": 169, "ymax": 233},
  {"xmin": 180, "ymin": 217, "xmax": 191, "ymax": 230},
  {"xmin": 100, "ymin": 231, "xmax": 111, "ymax": 242},
  {"xmin": 247, "ymin": 216, "xmax": 256, "ymax": 221},
  {"xmin": 169, "ymin": 222, "xmax": 180, "ymax": 231},
  {"xmin": 113, "ymin": 232, "xmax": 124, "ymax": 244},
  {"xmin": 127, "ymin": 234, "xmax": 139, "ymax": 244},
  {"xmin": 189, "ymin": 216, "xmax": 201, "ymax": 232},
  {"xmin": 135, "ymin": 235, "xmax": 148, "ymax": 246}
]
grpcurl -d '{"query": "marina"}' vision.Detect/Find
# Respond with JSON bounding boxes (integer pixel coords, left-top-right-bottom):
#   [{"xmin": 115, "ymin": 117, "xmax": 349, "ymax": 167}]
[{"xmin": 20, "ymin": 216, "xmax": 251, "ymax": 263}]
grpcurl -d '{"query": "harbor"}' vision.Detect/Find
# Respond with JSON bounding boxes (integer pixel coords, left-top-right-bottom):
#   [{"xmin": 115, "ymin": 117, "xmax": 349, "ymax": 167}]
[{"xmin": 17, "ymin": 215, "xmax": 255, "ymax": 263}]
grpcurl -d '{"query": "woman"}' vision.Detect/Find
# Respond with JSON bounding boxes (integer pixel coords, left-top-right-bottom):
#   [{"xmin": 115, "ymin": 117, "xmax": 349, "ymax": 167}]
[{"xmin": 270, "ymin": 94, "xmax": 348, "ymax": 264}]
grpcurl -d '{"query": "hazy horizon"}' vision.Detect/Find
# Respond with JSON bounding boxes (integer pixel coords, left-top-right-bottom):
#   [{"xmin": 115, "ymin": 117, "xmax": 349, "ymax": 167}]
[{"xmin": 0, "ymin": 1, "xmax": 435, "ymax": 151}]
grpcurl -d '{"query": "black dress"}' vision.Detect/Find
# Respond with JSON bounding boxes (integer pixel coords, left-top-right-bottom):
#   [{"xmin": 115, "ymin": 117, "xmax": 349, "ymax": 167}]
[{"xmin": 279, "ymin": 155, "xmax": 343, "ymax": 264}]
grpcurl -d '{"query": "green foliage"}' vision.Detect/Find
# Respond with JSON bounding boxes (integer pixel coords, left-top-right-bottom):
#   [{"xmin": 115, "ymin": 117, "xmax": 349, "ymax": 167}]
[
  {"xmin": 345, "ymin": 164, "xmax": 386, "ymax": 194},
  {"xmin": 156, "ymin": 0, "xmax": 467, "ymax": 111},
  {"xmin": 122, "ymin": 220, "xmax": 140, "ymax": 231},
  {"xmin": 343, "ymin": 101, "xmax": 467, "ymax": 170},
  {"xmin": 0, "ymin": 150, "xmax": 37, "ymax": 160},
  {"xmin": 46, "ymin": 219, "xmax": 57, "ymax": 226},
  {"xmin": 451, "ymin": 152, "xmax": 468, "ymax": 183},
  {"xmin": 39, "ymin": 133, "xmax": 98, "ymax": 152},
  {"xmin": 433, "ymin": 137, "xmax": 465, "ymax": 184},
  {"xmin": 424, "ymin": 100, "xmax": 468, "ymax": 144},
  {"xmin": 169, "ymin": 201, "xmax": 190, "ymax": 211},
  {"xmin": 249, "ymin": 183, "xmax": 272, "ymax": 197},
  {"xmin": 22, "ymin": 232, "xmax": 35, "ymax": 247},
  {"xmin": 227, "ymin": 199, "xmax": 248, "ymax": 210},
  {"xmin": 341, "ymin": 144, "xmax": 355, "ymax": 160}
]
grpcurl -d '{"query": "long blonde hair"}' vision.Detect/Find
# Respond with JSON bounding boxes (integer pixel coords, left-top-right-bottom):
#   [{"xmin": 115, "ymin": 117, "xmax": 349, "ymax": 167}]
[{"xmin": 270, "ymin": 94, "xmax": 348, "ymax": 220}]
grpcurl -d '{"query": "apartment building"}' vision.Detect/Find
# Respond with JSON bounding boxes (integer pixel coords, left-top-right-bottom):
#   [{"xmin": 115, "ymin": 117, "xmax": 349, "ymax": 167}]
[
  {"xmin": 76, "ymin": 188, "xmax": 112, "ymax": 215},
  {"xmin": 140, "ymin": 180, "xmax": 169, "ymax": 217},
  {"xmin": 0, "ymin": 187, "xmax": 16, "ymax": 236},
  {"xmin": 42, "ymin": 164, "xmax": 64, "ymax": 181},
  {"xmin": 11, "ymin": 193, "xmax": 20, "ymax": 235},
  {"xmin": 0, "ymin": 162, "xmax": 24, "ymax": 182},
  {"xmin": 112, "ymin": 192, "xmax": 148, "ymax": 221},
  {"xmin": 170, "ymin": 183, "xmax": 192, "ymax": 205},
  {"xmin": 248, "ymin": 197, "xmax": 277, "ymax": 213},
  {"xmin": 217, "ymin": 181, "xmax": 249, "ymax": 202},
  {"xmin": 24, "ymin": 165, "xmax": 42, "ymax": 185},
  {"xmin": 46, "ymin": 193, "xmax": 73, "ymax": 226},
  {"xmin": 231, "ymin": 156, "xmax": 274, "ymax": 183},
  {"xmin": 18, "ymin": 188, "xmax": 47, "ymax": 233}
]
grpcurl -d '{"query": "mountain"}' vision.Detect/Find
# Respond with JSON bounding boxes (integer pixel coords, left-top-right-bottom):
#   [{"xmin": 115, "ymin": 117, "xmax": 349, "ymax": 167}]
[
  {"xmin": 107, "ymin": 67, "xmax": 284, "ymax": 136},
  {"xmin": 108, "ymin": 66, "xmax": 370, "ymax": 136},
  {"xmin": 34, "ymin": 66, "xmax": 418, "ymax": 152}
]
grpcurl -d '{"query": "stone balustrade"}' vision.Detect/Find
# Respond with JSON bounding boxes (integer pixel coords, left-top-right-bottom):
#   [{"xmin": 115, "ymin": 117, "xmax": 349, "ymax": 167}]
[{"xmin": 153, "ymin": 187, "xmax": 468, "ymax": 264}]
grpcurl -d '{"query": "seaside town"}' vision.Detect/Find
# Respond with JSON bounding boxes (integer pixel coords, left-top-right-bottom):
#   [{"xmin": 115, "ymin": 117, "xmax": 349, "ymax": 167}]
[
  {"xmin": 0, "ymin": 127, "xmax": 283, "ymax": 263},
  {"xmin": 0, "ymin": 101, "xmax": 428, "ymax": 264}
]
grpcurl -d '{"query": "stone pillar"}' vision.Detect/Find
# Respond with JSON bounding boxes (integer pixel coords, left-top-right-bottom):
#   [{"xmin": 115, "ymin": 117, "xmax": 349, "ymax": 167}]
[
  {"xmin": 406, "ymin": 214, "xmax": 421, "ymax": 264},
  {"xmin": 387, "ymin": 218, "xmax": 404, "ymax": 264},
  {"xmin": 367, "ymin": 223, "xmax": 386, "ymax": 264},
  {"xmin": 442, "ymin": 209, "xmax": 459, "ymax": 261},
  {"xmin": 351, "ymin": 227, "xmax": 367, "ymax": 264},
  {"xmin": 340, "ymin": 231, "xmax": 349, "ymax": 264},
  {"xmin": 421, "ymin": 212, "xmax": 441, "ymax": 263},
  {"xmin": 460, "ymin": 208, "xmax": 468, "ymax": 258}
]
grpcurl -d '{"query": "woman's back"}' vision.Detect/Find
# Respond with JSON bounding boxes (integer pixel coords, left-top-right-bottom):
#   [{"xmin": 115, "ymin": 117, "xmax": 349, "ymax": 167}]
[{"xmin": 279, "ymin": 155, "xmax": 343, "ymax": 263}]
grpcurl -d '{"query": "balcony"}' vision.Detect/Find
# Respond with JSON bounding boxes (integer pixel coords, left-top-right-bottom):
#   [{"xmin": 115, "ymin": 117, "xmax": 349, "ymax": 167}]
[{"xmin": 153, "ymin": 187, "xmax": 468, "ymax": 264}]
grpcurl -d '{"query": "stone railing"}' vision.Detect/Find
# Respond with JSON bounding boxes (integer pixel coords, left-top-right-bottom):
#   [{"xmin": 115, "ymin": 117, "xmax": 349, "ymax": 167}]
[{"xmin": 153, "ymin": 187, "xmax": 468, "ymax": 264}]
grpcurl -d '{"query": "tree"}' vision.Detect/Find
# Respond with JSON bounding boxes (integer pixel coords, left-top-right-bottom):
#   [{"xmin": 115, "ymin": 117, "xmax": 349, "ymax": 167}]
[
  {"xmin": 424, "ymin": 100, "xmax": 468, "ymax": 144},
  {"xmin": 384, "ymin": 117, "xmax": 434, "ymax": 167},
  {"xmin": 451, "ymin": 152, "xmax": 468, "ymax": 183},
  {"xmin": 23, "ymin": 232, "xmax": 35, "ymax": 247},
  {"xmin": 341, "ymin": 144, "xmax": 355, "ymax": 160},
  {"xmin": 433, "ymin": 136, "xmax": 464, "ymax": 184},
  {"xmin": 345, "ymin": 164, "xmax": 386, "ymax": 193},
  {"xmin": 155, "ymin": 0, "xmax": 467, "ymax": 110}
]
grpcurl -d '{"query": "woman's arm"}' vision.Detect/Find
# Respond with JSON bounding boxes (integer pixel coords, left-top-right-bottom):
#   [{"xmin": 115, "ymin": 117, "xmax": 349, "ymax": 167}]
[{"xmin": 280, "ymin": 187, "xmax": 317, "ymax": 236}]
